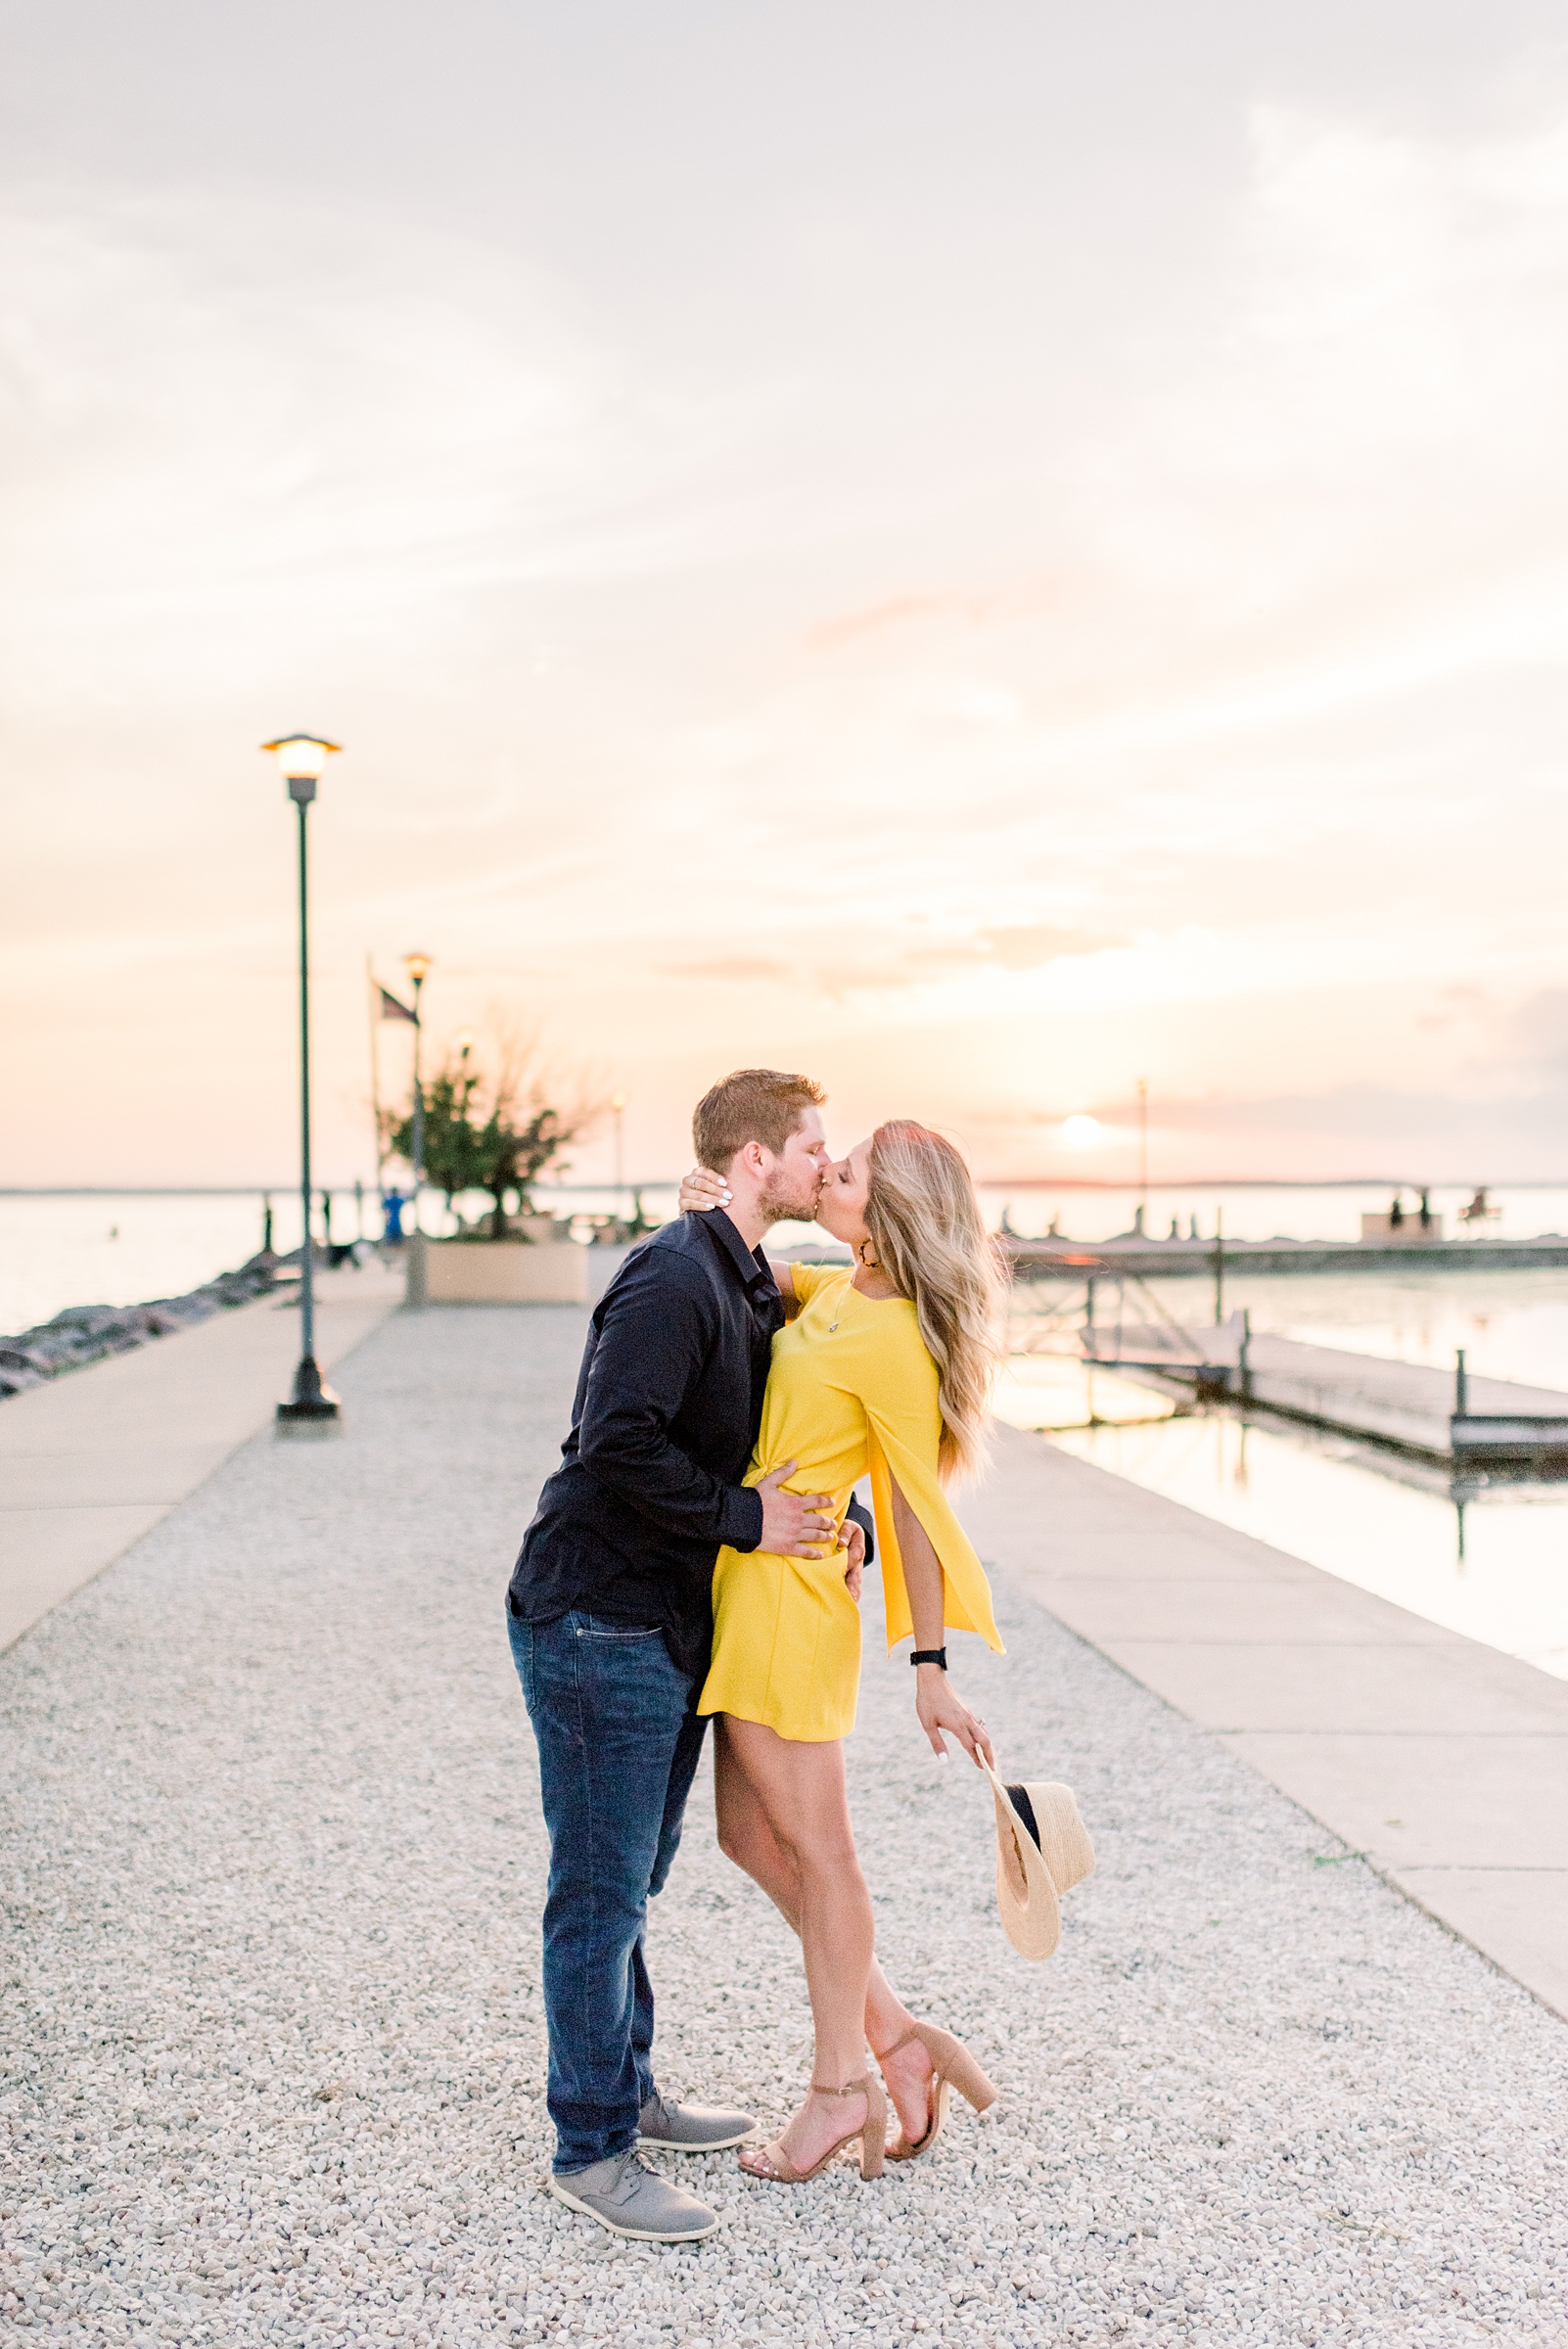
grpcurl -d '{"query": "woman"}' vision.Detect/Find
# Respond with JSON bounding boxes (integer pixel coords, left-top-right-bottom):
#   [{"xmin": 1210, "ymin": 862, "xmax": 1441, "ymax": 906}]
[{"xmin": 677, "ymin": 1120, "xmax": 1004, "ymax": 2187}]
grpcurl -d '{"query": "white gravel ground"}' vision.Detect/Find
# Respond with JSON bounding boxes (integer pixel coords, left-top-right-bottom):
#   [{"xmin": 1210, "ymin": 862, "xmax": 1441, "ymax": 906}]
[{"xmin": 3, "ymin": 1303, "xmax": 1566, "ymax": 2349}]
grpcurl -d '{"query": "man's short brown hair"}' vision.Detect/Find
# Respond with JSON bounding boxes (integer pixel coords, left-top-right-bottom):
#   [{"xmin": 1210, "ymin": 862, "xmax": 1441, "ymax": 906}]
[{"xmin": 692, "ymin": 1069, "xmax": 826, "ymax": 1172}]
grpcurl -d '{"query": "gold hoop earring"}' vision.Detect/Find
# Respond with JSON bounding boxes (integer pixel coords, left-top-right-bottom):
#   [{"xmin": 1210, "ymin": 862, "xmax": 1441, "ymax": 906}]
[{"xmin": 858, "ymin": 1238, "xmax": 878, "ymax": 1269}]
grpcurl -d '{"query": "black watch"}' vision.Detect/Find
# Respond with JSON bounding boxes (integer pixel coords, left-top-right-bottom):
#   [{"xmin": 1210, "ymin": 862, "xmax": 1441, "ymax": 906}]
[{"xmin": 909, "ymin": 1647, "xmax": 947, "ymax": 1671}]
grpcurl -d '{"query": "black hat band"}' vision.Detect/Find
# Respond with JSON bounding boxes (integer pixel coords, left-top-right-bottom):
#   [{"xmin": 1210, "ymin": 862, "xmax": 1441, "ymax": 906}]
[{"xmin": 1006, "ymin": 1783, "xmax": 1041, "ymax": 1853}]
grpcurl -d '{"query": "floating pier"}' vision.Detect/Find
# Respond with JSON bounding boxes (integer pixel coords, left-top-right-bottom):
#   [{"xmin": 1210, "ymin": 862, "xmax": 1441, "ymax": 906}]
[
  {"xmin": 1007, "ymin": 1233, "xmax": 1568, "ymax": 1281},
  {"xmin": 1179, "ymin": 1334, "xmax": 1568, "ymax": 1466},
  {"xmin": 1010, "ymin": 1305, "xmax": 1568, "ymax": 1467}
]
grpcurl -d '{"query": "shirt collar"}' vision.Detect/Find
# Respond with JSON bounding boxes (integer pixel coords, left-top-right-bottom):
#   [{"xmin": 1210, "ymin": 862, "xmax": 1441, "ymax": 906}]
[{"xmin": 699, "ymin": 1207, "xmax": 778, "ymax": 1299}]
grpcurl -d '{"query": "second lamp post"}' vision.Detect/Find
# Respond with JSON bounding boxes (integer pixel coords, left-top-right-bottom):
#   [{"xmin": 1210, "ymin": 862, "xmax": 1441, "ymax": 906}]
[
  {"xmin": 263, "ymin": 731, "xmax": 342, "ymax": 1425},
  {"xmin": 402, "ymin": 951, "xmax": 432, "ymax": 1306}
]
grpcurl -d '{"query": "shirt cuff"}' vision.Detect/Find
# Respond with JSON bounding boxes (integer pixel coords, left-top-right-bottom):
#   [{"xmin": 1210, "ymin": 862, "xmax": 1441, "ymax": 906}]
[{"xmin": 720, "ymin": 1485, "xmax": 766, "ymax": 1552}]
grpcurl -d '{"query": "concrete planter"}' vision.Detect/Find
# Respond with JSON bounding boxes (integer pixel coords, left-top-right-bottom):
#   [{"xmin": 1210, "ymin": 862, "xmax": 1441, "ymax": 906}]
[
  {"xmin": 423, "ymin": 1241, "xmax": 588, "ymax": 1306},
  {"xmin": 511, "ymin": 1215, "xmax": 571, "ymax": 1244},
  {"xmin": 1360, "ymin": 1212, "xmax": 1445, "ymax": 1243}
]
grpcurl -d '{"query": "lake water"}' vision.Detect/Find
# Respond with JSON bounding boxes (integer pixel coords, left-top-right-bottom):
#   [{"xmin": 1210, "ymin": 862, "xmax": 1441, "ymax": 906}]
[
  {"xmin": 7, "ymin": 1182, "xmax": 1568, "ymax": 1681},
  {"xmin": 9, "ymin": 1178, "xmax": 1568, "ymax": 1337},
  {"xmin": 1042, "ymin": 1405, "xmax": 1568, "ymax": 1681},
  {"xmin": 994, "ymin": 1262, "xmax": 1568, "ymax": 1683}
]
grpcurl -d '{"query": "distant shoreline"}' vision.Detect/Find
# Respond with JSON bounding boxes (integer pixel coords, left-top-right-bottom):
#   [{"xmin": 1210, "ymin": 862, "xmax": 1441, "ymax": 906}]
[{"xmin": 1, "ymin": 1177, "xmax": 1561, "ymax": 1199}]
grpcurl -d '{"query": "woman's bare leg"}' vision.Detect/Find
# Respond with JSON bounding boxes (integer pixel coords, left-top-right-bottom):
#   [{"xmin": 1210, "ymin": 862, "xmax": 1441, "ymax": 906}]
[{"xmin": 715, "ymin": 1717, "xmax": 936, "ymax": 2154}]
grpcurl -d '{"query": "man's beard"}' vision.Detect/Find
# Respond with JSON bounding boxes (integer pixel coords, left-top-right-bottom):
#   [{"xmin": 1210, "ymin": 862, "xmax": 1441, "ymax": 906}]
[{"xmin": 758, "ymin": 1170, "xmax": 821, "ymax": 1226}]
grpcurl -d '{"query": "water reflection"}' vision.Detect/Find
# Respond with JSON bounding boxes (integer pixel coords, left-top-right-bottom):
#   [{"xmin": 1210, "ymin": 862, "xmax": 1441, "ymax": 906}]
[{"xmin": 993, "ymin": 1363, "xmax": 1568, "ymax": 1681}]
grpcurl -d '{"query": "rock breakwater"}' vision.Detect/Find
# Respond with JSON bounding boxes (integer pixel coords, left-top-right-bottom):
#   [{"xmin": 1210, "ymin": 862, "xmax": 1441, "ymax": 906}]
[{"xmin": 0, "ymin": 1252, "xmax": 283, "ymax": 1399}]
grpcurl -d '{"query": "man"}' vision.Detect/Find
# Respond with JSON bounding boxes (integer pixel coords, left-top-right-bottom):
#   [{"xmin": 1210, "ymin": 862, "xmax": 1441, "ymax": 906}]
[{"xmin": 506, "ymin": 1069, "xmax": 854, "ymax": 2243}]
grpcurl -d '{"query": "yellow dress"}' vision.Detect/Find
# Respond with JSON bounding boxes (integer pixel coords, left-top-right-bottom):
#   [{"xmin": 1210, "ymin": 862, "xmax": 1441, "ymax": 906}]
[{"xmin": 697, "ymin": 1264, "xmax": 1003, "ymax": 1742}]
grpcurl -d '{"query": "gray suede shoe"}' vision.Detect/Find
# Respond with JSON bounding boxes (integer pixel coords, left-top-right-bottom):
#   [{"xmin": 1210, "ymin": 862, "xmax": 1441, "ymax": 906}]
[
  {"xmin": 549, "ymin": 2150, "xmax": 720, "ymax": 2242},
  {"xmin": 639, "ymin": 2090, "xmax": 759, "ymax": 2152}
]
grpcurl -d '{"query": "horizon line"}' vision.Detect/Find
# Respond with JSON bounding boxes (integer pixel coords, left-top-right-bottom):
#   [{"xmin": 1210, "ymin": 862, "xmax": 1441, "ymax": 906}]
[{"xmin": 0, "ymin": 1174, "xmax": 1553, "ymax": 1199}]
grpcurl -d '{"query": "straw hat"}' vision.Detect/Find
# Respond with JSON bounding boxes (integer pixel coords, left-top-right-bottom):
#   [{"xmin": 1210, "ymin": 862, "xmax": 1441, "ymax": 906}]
[{"xmin": 984, "ymin": 1761, "xmax": 1095, "ymax": 1959}]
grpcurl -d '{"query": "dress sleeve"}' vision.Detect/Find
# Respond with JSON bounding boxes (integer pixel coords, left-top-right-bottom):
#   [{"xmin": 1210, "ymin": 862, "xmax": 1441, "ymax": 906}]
[
  {"xmin": 858, "ymin": 1317, "xmax": 1003, "ymax": 1655},
  {"xmin": 787, "ymin": 1262, "xmax": 853, "ymax": 1308}
]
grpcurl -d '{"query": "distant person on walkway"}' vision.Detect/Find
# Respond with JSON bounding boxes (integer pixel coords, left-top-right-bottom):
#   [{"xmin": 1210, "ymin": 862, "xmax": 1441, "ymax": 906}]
[
  {"xmin": 506, "ymin": 1070, "xmax": 855, "ymax": 2244},
  {"xmin": 677, "ymin": 1122, "xmax": 1002, "ymax": 2191}
]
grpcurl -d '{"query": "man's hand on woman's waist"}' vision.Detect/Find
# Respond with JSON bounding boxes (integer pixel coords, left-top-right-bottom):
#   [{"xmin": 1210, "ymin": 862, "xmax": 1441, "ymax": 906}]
[{"xmin": 754, "ymin": 1459, "xmax": 836, "ymax": 1558}]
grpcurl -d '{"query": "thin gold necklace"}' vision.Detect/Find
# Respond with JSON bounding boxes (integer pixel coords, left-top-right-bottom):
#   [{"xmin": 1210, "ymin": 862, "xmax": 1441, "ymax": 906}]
[{"xmin": 830, "ymin": 1255, "xmax": 874, "ymax": 1333}]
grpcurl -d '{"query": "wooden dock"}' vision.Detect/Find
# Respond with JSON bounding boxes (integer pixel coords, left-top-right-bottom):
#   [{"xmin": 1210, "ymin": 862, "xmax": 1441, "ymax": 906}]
[
  {"xmin": 1010, "ymin": 1313, "xmax": 1568, "ymax": 1466},
  {"xmin": 1199, "ymin": 1335, "xmax": 1568, "ymax": 1465},
  {"xmin": 1007, "ymin": 1233, "xmax": 1568, "ymax": 1281}
]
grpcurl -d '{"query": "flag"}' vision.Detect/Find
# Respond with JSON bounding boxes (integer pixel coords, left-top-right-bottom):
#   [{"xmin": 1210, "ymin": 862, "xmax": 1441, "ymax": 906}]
[{"xmin": 379, "ymin": 986, "xmax": 418, "ymax": 1025}]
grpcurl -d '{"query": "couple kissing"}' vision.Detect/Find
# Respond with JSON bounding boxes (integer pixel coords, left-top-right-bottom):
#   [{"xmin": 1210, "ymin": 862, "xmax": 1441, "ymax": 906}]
[{"xmin": 505, "ymin": 1068, "xmax": 1005, "ymax": 2242}]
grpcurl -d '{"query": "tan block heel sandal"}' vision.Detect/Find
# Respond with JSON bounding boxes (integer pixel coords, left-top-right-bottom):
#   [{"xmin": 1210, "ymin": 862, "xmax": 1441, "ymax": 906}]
[
  {"xmin": 737, "ymin": 2073, "xmax": 888, "ymax": 2184},
  {"xmin": 876, "ymin": 2021, "xmax": 996, "ymax": 2162}
]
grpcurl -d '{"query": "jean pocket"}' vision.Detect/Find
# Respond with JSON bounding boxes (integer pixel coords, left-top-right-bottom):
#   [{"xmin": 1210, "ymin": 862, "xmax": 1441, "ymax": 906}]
[
  {"xmin": 576, "ymin": 1622, "xmax": 663, "ymax": 1640},
  {"xmin": 506, "ymin": 1610, "xmax": 535, "ymax": 1709}
]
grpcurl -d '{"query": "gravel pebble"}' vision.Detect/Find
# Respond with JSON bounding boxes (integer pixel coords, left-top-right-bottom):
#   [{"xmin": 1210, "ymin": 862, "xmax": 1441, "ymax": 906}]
[{"xmin": 2, "ymin": 1303, "xmax": 1566, "ymax": 2347}]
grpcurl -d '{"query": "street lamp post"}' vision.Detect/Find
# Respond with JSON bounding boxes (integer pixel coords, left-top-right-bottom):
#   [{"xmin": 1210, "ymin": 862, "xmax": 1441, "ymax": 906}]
[
  {"xmin": 611, "ymin": 1091, "xmax": 626, "ymax": 1220},
  {"xmin": 401, "ymin": 952, "xmax": 432, "ymax": 1308},
  {"xmin": 262, "ymin": 733, "xmax": 343, "ymax": 1424},
  {"xmin": 402, "ymin": 953, "xmax": 432, "ymax": 1218}
]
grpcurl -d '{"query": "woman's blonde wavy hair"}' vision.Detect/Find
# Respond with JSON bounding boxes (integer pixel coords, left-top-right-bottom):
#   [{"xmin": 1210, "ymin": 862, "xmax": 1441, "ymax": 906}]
[{"xmin": 864, "ymin": 1120, "xmax": 1008, "ymax": 1484}]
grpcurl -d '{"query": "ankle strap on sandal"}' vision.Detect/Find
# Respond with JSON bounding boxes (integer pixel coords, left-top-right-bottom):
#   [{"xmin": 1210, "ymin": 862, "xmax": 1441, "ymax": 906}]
[
  {"xmin": 809, "ymin": 2075, "xmax": 869, "ymax": 2096},
  {"xmin": 871, "ymin": 2029, "xmax": 920, "ymax": 2060}
]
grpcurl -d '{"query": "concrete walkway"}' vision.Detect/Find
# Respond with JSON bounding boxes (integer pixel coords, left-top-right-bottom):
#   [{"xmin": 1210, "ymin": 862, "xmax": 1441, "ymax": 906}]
[
  {"xmin": 0, "ymin": 1261, "xmax": 403, "ymax": 1653},
  {"xmin": 2, "ymin": 1304, "xmax": 1564, "ymax": 2348},
  {"xmin": 965, "ymin": 1423, "xmax": 1568, "ymax": 2023}
]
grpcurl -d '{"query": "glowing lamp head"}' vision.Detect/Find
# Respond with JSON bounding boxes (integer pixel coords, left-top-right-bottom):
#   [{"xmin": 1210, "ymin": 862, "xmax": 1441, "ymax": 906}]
[
  {"xmin": 403, "ymin": 952, "xmax": 433, "ymax": 988},
  {"xmin": 262, "ymin": 733, "xmax": 340, "ymax": 799}
]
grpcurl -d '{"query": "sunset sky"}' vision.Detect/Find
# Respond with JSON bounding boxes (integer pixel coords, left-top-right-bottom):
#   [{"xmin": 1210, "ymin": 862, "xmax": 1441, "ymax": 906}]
[{"xmin": 7, "ymin": 2, "xmax": 1568, "ymax": 1191}]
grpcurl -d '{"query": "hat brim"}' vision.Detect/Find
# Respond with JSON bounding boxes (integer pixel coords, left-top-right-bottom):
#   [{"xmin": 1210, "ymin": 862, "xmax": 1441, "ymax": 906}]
[{"xmin": 984, "ymin": 1764, "xmax": 1095, "ymax": 1962}]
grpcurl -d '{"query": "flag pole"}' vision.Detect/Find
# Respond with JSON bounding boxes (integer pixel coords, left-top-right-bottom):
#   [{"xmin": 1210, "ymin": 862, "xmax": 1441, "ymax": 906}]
[{"xmin": 367, "ymin": 954, "xmax": 385, "ymax": 1216}]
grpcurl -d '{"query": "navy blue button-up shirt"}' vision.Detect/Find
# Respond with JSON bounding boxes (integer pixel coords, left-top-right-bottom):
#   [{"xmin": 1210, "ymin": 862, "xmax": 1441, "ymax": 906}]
[{"xmin": 508, "ymin": 1209, "xmax": 781, "ymax": 1679}]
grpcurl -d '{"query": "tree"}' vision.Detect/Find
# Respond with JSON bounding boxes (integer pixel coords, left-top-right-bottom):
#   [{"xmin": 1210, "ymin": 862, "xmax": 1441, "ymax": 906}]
[
  {"xmin": 385, "ymin": 1029, "xmax": 599, "ymax": 1238},
  {"xmin": 385, "ymin": 1057, "xmax": 486, "ymax": 1217}
]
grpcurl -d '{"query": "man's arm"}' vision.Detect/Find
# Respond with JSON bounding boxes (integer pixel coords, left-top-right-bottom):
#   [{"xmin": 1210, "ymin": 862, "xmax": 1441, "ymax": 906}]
[
  {"xmin": 576, "ymin": 1253, "xmax": 832, "ymax": 1557},
  {"xmin": 767, "ymin": 1260, "xmax": 803, "ymax": 1318}
]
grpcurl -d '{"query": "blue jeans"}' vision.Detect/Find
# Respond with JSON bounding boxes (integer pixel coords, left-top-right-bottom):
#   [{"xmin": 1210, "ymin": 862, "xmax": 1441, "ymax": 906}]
[{"xmin": 507, "ymin": 1605, "xmax": 709, "ymax": 2173}]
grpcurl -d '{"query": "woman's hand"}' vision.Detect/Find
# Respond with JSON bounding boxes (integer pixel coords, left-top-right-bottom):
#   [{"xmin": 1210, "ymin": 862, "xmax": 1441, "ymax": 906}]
[
  {"xmin": 915, "ymin": 1665, "xmax": 995, "ymax": 1770},
  {"xmin": 842, "ymin": 1514, "xmax": 865, "ymax": 1604},
  {"xmin": 678, "ymin": 1167, "xmax": 730, "ymax": 1214},
  {"xmin": 885, "ymin": 1468, "xmax": 992, "ymax": 1766}
]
